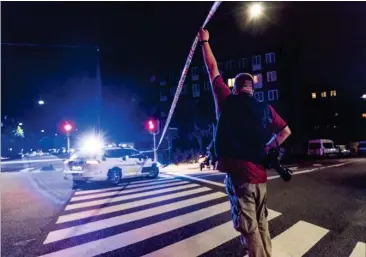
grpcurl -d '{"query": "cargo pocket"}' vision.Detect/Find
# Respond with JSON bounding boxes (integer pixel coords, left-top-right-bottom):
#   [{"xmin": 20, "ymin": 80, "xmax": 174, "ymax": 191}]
[{"xmin": 227, "ymin": 181, "xmax": 258, "ymax": 235}]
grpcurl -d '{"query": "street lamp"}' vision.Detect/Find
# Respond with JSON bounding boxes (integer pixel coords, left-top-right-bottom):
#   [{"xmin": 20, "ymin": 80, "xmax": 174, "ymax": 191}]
[
  {"xmin": 361, "ymin": 94, "xmax": 366, "ymax": 100},
  {"xmin": 18, "ymin": 122, "xmax": 23, "ymax": 126},
  {"xmin": 41, "ymin": 129, "xmax": 45, "ymax": 133},
  {"xmin": 38, "ymin": 100, "xmax": 45, "ymax": 105},
  {"xmin": 248, "ymin": 2, "xmax": 264, "ymax": 20}
]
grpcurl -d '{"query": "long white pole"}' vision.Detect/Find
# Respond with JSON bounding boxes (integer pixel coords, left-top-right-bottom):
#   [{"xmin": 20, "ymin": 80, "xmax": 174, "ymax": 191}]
[{"xmin": 153, "ymin": 133, "xmax": 157, "ymax": 162}]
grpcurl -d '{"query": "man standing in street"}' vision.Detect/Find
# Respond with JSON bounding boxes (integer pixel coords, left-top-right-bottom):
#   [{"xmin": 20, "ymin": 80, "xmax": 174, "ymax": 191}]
[{"xmin": 199, "ymin": 28, "xmax": 292, "ymax": 257}]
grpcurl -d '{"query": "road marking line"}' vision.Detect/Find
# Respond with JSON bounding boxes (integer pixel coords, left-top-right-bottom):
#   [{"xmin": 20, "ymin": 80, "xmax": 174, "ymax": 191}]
[
  {"xmin": 57, "ymin": 184, "xmax": 203, "ymax": 223},
  {"xmin": 142, "ymin": 210, "xmax": 282, "ymax": 257},
  {"xmin": 40, "ymin": 202, "xmax": 230, "ymax": 257},
  {"xmin": 197, "ymin": 173, "xmax": 225, "ymax": 178},
  {"xmin": 19, "ymin": 168, "xmax": 36, "ymax": 172},
  {"xmin": 74, "ymin": 178, "xmax": 175, "ymax": 195},
  {"xmin": 127, "ymin": 177, "xmax": 172, "ymax": 185},
  {"xmin": 271, "ymin": 220, "xmax": 329, "ymax": 257},
  {"xmin": 163, "ymin": 172, "xmax": 226, "ymax": 188},
  {"xmin": 65, "ymin": 181, "xmax": 190, "ymax": 211},
  {"xmin": 70, "ymin": 179, "xmax": 181, "ymax": 202},
  {"xmin": 167, "ymin": 161, "xmax": 360, "ymax": 185},
  {"xmin": 349, "ymin": 242, "xmax": 366, "ymax": 257},
  {"xmin": 44, "ymin": 190, "xmax": 222, "ymax": 244}
]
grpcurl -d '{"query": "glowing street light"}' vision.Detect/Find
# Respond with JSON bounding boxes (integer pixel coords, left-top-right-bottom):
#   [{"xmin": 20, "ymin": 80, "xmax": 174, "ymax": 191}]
[
  {"xmin": 41, "ymin": 129, "xmax": 45, "ymax": 133},
  {"xmin": 38, "ymin": 100, "xmax": 45, "ymax": 105},
  {"xmin": 361, "ymin": 94, "xmax": 366, "ymax": 100},
  {"xmin": 248, "ymin": 2, "xmax": 264, "ymax": 20},
  {"xmin": 18, "ymin": 122, "xmax": 23, "ymax": 126}
]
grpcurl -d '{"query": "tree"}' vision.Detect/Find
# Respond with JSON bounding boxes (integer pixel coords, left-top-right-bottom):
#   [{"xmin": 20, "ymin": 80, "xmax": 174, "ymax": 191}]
[
  {"xmin": 14, "ymin": 126, "xmax": 24, "ymax": 138},
  {"xmin": 189, "ymin": 123, "xmax": 214, "ymax": 152}
]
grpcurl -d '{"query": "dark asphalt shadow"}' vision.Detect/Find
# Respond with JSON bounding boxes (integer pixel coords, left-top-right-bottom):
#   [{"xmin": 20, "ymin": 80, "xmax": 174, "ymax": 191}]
[{"xmin": 328, "ymin": 172, "xmax": 366, "ymax": 190}]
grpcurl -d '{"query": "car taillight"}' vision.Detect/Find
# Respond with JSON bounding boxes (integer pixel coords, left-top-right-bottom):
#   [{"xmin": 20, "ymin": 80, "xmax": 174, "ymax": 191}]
[{"xmin": 86, "ymin": 160, "xmax": 99, "ymax": 165}]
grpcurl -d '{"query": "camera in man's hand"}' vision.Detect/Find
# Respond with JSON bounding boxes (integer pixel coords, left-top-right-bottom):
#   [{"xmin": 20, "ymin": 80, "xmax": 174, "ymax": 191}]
[{"xmin": 264, "ymin": 148, "xmax": 293, "ymax": 182}]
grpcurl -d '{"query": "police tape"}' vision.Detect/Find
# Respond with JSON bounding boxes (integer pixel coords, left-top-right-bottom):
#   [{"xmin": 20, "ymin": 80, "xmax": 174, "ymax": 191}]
[
  {"xmin": 140, "ymin": 146, "xmax": 171, "ymax": 154},
  {"xmin": 157, "ymin": 1, "xmax": 222, "ymax": 150}
]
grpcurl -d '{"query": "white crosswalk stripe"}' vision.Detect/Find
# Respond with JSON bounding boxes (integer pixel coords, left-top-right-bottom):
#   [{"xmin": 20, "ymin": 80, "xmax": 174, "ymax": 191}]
[
  {"xmin": 40, "ymin": 176, "xmax": 365, "ymax": 257},
  {"xmin": 349, "ymin": 242, "xmax": 366, "ymax": 257}
]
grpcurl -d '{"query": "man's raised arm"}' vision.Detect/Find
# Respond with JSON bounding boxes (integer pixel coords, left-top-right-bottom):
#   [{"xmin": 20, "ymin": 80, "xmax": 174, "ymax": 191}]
[
  {"xmin": 199, "ymin": 29, "xmax": 231, "ymax": 118},
  {"xmin": 199, "ymin": 29, "xmax": 220, "ymax": 84}
]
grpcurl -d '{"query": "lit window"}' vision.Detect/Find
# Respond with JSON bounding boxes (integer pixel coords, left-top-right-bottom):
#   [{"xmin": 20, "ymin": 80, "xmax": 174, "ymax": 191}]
[
  {"xmin": 253, "ymin": 74, "xmax": 263, "ymax": 89},
  {"xmin": 362, "ymin": 113, "xmax": 366, "ymax": 119},
  {"xmin": 330, "ymin": 90, "xmax": 337, "ymax": 97},
  {"xmin": 267, "ymin": 71, "xmax": 277, "ymax": 82},
  {"xmin": 251, "ymin": 55, "xmax": 262, "ymax": 71},
  {"xmin": 321, "ymin": 92, "xmax": 327, "ymax": 98},
  {"xmin": 228, "ymin": 78, "xmax": 235, "ymax": 88},
  {"xmin": 265, "ymin": 52, "xmax": 276, "ymax": 64},
  {"xmin": 254, "ymin": 91, "xmax": 264, "ymax": 102},
  {"xmin": 191, "ymin": 67, "xmax": 199, "ymax": 81},
  {"xmin": 312, "ymin": 93, "xmax": 317, "ymax": 99},
  {"xmin": 268, "ymin": 90, "xmax": 279, "ymax": 101},
  {"xmin": 192, "ymin": 84, "xmax": 200, "ymax": 98}
]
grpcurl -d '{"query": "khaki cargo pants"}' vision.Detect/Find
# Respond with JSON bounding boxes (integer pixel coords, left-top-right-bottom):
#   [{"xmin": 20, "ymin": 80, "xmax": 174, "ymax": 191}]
[{"xmin": 225, "ymin": 175, "xmax": 271, "ymax": 257}]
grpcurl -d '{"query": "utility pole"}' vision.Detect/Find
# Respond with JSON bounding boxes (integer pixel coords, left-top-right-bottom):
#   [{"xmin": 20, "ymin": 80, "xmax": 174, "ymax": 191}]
[
  {"xmin": 66, "ymin": 133, "xmax": 71, "ymax": 153},
  {"xmin": 153, "ymin": 132, "xmax": 157, "ymax": 162}
]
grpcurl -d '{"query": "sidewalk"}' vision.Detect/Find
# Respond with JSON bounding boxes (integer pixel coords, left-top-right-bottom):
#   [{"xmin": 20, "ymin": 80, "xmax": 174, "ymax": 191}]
[{"xmin": 162, "ymin": 163, "xmax": 220, "ymax": 175}]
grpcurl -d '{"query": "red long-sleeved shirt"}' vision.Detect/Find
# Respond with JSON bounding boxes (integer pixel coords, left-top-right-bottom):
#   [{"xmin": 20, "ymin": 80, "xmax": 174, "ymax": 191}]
[{"xmin": 213, "ymin": 75, "xmax": 287, "ymax": 184}]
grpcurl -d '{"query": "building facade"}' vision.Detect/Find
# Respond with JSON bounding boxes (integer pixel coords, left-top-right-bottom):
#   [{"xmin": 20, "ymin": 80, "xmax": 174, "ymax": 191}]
[
  {"xmin": 305, "ymin": 85, "xmax": 366, "ymax": 144},
  {"xmin": 150, "ymin": 51, "xmax": 283, "ymax": 149}
]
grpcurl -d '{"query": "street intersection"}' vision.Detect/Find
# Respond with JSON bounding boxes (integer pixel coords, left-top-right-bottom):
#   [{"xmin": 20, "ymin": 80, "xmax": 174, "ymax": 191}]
[{"xmin": 1, "ymin": 158, "xmax": 365, "ymax": 257}]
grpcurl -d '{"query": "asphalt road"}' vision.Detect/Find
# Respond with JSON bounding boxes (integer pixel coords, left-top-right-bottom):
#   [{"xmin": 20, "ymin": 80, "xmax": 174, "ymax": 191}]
[{"xmin": 1, "ymin": 158, "xmax": 365, "ymax": 257}]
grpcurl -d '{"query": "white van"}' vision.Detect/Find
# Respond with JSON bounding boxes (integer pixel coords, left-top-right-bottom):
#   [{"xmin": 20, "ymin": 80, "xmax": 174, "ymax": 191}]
[{"xmin": 308, "ymin": 139, "xmax": 338, "ymax": 157}]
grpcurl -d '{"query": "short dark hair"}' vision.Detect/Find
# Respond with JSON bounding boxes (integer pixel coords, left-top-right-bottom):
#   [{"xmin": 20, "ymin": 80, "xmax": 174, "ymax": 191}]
[{"xmin": 234, "ymin": 73, "xmax": 254, "ymax": 90}]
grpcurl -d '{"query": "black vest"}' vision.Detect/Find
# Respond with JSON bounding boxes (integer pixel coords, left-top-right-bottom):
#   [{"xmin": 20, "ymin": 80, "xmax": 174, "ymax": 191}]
[{"xmin": 215, "ymin": 93, "xmax": 272, "ymax": 165}]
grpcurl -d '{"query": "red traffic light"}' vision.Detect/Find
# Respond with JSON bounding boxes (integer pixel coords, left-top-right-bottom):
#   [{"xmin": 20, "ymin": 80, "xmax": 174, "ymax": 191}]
[
  {"xmin": 148, "ymin": 120, "xmax": 155, "ymax": 130},
  {"xmin": 146, "ymin": 119, "xmax": 159, "ymax": 134},
  {"xmin": 64, "ymin": 124, "xmax": 72, "ymax": 132}
]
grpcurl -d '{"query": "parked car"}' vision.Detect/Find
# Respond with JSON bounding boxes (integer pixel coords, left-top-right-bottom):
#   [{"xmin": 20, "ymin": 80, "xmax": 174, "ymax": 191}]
[
  {"xmin": 336, "ymin": 145, "xmax": 351, "ymax": 157},
  {"xmin": 308, "ymin": 139, "xmax": 338, "ymax": 157},
  {"xmin": 63, "ymin": 146, "xmax": 160, "ymax": 186}
]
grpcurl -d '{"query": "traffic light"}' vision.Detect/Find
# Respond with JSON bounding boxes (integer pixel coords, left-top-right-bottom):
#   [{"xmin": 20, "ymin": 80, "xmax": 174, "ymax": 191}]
[
  {"xmin": 63, "ymin": 123, "xmax": 73, "ymax": 134},
  {"xmin": 146, "ymin": 119, "xmax": 160, "ymax": 134}
]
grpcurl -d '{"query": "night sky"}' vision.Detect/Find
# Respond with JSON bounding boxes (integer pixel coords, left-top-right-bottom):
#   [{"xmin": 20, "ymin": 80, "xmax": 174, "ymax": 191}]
[{"xmin": 2, "ymin": 1, "xmax": 366, "ymax": 139}]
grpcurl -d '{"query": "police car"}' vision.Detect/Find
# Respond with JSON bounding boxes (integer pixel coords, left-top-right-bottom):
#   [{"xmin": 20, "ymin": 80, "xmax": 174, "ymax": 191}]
[{"xmin": 63, "ymin": 146, "xmax": 160, "ymax": 186}]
